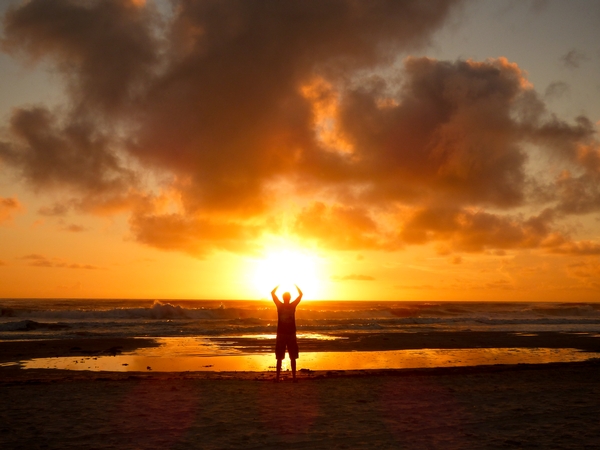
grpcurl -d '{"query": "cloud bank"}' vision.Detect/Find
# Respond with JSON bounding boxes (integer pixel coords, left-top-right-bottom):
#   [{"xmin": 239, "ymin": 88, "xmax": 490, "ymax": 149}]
[{"xmin": 1, "ymin": 0, "xmax": 599, "ymax": 257}]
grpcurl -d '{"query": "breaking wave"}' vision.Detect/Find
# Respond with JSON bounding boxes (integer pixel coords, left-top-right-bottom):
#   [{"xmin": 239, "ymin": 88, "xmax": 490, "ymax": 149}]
[{"xmin": 1, "ymin": 300, "xmax": 600, "ymax": 339}]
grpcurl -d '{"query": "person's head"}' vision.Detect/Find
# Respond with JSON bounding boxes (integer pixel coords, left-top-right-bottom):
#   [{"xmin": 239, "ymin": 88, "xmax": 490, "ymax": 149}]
[{"xmin": 282, "ymin": 292, "xmax": 291, "ymax": 303}]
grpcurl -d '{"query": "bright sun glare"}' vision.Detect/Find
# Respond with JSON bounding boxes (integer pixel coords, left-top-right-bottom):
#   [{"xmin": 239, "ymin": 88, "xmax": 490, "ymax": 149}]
[{"xmin": 253, "ymin": 248, "xmax": 322, "ymax": 299}]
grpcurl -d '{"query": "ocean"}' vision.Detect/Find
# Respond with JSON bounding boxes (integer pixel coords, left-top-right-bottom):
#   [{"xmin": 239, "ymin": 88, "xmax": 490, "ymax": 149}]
[
  {"xmin": 2, "ymin": 299, "xmax": 600, "ymax": 341},
  {"xmin": 3, "ymin": 299, "xmax": 600, "ymax": 373}
]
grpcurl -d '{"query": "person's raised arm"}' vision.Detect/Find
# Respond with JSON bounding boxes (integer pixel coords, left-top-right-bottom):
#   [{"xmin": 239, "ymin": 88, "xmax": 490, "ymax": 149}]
[
  {"xmin": 271, "ymin": 285, "xmax": 281, "ymax": 305},
  {"xmin": 292, "ymin": 284, "xmax": 303, "ymax": 306}
]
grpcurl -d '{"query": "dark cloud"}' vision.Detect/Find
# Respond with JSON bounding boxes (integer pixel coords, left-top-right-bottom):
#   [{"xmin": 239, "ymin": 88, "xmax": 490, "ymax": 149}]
[
  {"xmin": 0, "ymin": 107, "xmax": 136, "ymax": 196},
  {"xmin": 2, "ymin": 0, "xmax": 159, "ymax": 114},
  {"xmin": 553, "ymin": 172, "xmax": 600, "ymax": 215},
  {"xmin": 560, "ymin": 49, "xmax": 588, "ymax": 69},
  {"xmin": 126, "ymin": 0, "xmax": 462, "ymax": 217},
  {"xmin": 38, "ymin": 203, "xmax": 69, "ymax": 217},
  {"xmin": 544, "ymin": 81, "xmax": 569, "ymax": 100},
  {"xmin": 61, "ymin": 223, "xmax": 88, "ymax": 232},
  {"xmin": 2, "ymin": 0, "xmax": 600, "ymax": 258},
  {"xmin": 551, "ymin": 241, "xmax": 600, "ymax": 255},
  {"xmin": 328, "ymin": 57, "xmax": 531, "ymax": 209},
  {"xmin": 399, "ymin": 206, "xmax": 560, "ymax": 252},
  {"xmin": 531, "ymin": 115, "xmax": 598, "ymax": 166},
  {"xmin": 0, "ymin": 196, "xmax": 22, "ymax": 223},
  {"xmin": 1, "ymin": 0, "xmax": 463, "ymax": 254}
]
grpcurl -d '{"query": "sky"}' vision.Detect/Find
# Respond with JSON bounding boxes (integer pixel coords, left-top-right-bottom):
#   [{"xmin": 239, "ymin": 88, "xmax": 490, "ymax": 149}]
[{"xmin": 1, "ymin": 0, "xmax": 600, "ymax": 301}]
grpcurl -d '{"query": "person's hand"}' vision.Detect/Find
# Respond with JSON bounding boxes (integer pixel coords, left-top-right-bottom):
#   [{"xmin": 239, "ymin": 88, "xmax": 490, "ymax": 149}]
[{"xmin": 272, "ymin": 285, "xmax": 279, "ymax": 293}]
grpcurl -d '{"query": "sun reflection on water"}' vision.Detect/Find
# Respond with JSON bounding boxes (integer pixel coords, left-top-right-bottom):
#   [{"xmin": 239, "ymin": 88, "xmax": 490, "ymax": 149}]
[{"xmin": 18, "ymin": 338, "xmax": 600, "ymax": 373}]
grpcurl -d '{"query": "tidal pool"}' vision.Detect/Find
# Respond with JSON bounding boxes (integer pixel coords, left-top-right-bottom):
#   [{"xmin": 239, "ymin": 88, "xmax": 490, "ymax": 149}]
[{"xmin": 17, "ymin": 336, "xmax": 600, "ymax": 373}]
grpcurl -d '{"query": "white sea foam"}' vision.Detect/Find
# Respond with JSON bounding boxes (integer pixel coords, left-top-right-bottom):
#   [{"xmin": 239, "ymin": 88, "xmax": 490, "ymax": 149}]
[{"xmin": 1, "ymin": 299, "xmax": 600, "ymax": 340}]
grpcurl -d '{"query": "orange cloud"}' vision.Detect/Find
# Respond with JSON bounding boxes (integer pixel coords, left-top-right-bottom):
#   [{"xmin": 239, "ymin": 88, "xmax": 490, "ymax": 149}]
[
  {"xmin": 399, "ymin": 207, "xmax": 560, "ymax": 252},
  {"xmin": 38, "ymin": 203, "xmax": 69, "ymax": 217},
  {"xmin": 551, "ymin": 241, "xmax": 600, "ymax": 255},
  {"xmin": 61, "ymin": 223, "xmax": 88, "ymax": 233},
  {"xmin": 20, "ymin": 254, "xmax": 100, "ymax": 269},
  {"xmin": 128, "ymin": 212, "xmax": 261, "ymax": 257},
  {"xmin": 0, "ymin": 197, "xmax": 23, "ymax": 223},
  {"xmin": 293, "ymin": 202, "xmax": 393, "ymax": 251},
  {"xmin": 2, "ymin": 0, "xmax": 600, "ymax": 259},
  {"xmin": 566, "ymin": 260, "xmax": 600, "ymax": 290}
]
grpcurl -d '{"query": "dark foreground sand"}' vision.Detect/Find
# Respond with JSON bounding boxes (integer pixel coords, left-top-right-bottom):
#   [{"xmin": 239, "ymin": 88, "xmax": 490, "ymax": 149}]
[
  {"xmin": 1, "ymin": 332, "xmax": 600, "ymax": 449},
  {"xmin": 1, "ymin": 362, "xmax": 600, "ymax": 449}
]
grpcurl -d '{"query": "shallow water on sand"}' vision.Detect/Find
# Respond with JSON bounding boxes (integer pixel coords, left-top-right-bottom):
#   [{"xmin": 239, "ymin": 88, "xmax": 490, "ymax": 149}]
[{"xmin": 12, "ymin": 336, "xmax": 600, "ymax": 373}]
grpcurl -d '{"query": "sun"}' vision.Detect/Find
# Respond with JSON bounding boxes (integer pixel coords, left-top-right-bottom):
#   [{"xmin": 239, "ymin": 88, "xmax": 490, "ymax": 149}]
[{"xmin": 252, "ymin": 247, "xmax": 323, "ymax": 299}]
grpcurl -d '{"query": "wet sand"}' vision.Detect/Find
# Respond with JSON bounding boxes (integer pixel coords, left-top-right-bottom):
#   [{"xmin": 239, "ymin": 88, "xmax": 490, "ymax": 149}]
[
  {"xmin": 2, "ymin": 332, "xmax": 600, "ymax": 448},
  {"xmin": 2, "ymin": 330, "xmax": 600, "ymax": 365}
]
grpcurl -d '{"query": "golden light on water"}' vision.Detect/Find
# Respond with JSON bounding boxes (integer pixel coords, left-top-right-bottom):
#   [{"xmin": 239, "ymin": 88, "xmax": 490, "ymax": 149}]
[{"xmin": 19, "ymin": 346, "xmax": 600, "ymax": 373}]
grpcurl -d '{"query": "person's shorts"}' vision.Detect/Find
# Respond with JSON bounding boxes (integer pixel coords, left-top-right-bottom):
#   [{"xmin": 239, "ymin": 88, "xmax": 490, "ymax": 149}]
[{"xmin": 275, "ymin": 333, "xmax": 299, "ymax": 360}]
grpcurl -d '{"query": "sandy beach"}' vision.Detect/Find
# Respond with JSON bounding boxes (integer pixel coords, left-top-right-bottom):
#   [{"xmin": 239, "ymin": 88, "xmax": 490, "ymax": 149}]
[
  {"xmin": 1, "ymin": 362, "xmax": 600, "ymax": 449},
  {"xmin": 2, "ymin": 332, "xmax": 600, "ymax": 449}
]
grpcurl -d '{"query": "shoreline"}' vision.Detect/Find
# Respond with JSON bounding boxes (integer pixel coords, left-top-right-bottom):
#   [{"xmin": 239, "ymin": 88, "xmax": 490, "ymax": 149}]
[
  {"xmin": 2, "ymin": 331, "xmax": 600, "ymax": 382},
  {"xmin": 2, "ymin": 357, "xmax": 600, "ymax": 384},
  {"xmin": 2, "ymin": 330, "xmax": 600, "ymax": 363}
]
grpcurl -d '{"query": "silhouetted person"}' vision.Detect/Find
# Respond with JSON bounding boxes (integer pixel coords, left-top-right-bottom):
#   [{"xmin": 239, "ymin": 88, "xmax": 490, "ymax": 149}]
[{"xmin": 271, "ymin": 284, "xmax": 302, "ymax": 382}]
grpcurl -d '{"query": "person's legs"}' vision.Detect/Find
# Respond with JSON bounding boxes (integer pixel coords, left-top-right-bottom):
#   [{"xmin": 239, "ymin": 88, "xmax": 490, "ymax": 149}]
[
  {"xmin": 275, "ymin": 334, "xmax": 285, "ymax": 381},
  {"xmin": 287, "ymin": 334, "xmax": 299, "ymax": 382},
  {"xmin": 276, "ymin": 358, "xmax": 282, "ymax": 382}
]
